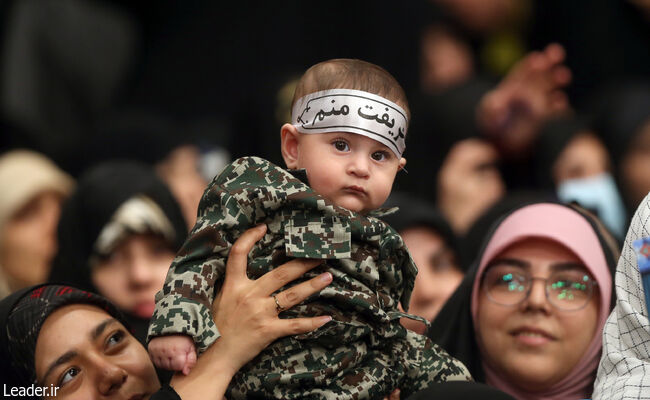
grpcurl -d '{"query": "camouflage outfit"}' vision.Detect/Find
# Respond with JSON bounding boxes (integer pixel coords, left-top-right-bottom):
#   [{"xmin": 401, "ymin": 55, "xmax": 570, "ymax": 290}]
[{"xmin": 149, "ymin": 156, "xmax": 471, "ymax": 399}]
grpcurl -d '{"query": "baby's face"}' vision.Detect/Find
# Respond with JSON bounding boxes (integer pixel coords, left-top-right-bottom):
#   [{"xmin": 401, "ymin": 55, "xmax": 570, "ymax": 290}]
[{"xmin": 294, "ymin": 132, "xmax": 405, "ymax": 214}]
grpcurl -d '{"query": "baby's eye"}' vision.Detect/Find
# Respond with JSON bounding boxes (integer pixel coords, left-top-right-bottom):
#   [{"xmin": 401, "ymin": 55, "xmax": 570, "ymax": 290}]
[
  {"xmin": 371, "ymin": 151, "xmax": 388, "ymax": 161},
  {"xmin": 59, "ymin": 367, "xmax": 79, "ymax": 387},
  {"xmin": 333, "ymin": 140, "xmax": 350, "ymax": 152}
]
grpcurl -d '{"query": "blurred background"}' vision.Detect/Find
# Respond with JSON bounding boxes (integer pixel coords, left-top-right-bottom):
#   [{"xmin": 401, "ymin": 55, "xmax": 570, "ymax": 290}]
[
  {"xmin": 0, "ymin": 0, "xmax": 645, "ymax": 170},
  {"xmin": 1, "ymin": 0, "xmax": 649, "ymax": 247}
]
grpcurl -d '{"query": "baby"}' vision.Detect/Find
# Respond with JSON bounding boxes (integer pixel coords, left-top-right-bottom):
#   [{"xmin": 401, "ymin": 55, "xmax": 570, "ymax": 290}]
[{"xmin": 148, "ymin": 59, "xmax": 470, "ymax": 399}]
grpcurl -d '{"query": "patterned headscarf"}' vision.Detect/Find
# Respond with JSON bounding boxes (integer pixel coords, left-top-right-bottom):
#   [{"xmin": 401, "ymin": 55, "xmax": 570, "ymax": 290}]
[{"xmin": 0, "ymin": 284, "xmax": 127, "ymax": 388}]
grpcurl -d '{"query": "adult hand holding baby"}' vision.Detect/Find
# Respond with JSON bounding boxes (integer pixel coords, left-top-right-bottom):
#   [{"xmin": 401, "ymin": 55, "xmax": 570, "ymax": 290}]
[
  {"xmin": 210, "ymin": 224, "xmax": 333, "ymax": 376},
  {"xmin": 160, "ymin": 225, "xmax": 332, "ymax": 399}
]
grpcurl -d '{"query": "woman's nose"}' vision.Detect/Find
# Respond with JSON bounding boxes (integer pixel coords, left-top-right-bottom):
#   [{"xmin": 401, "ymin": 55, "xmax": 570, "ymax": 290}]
[
  {"xmin": 520, "ymin": 278, "xmax": 552, "ymax": 313},
  {"xmin": 128, "ymin": 255, "xmax": 154, "ymax": 287},
  {"xmin": 96, "ymin": 359, "xmax": 128, "ymax": 395}
]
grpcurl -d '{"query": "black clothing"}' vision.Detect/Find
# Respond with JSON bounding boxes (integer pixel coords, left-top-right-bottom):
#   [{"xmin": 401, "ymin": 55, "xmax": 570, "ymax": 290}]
[
  {"xmin": 383, "ymin": 192, "xmax": 468, "ymax": 271},
  {"xmin": 406, "ymin": 381, "xmax": 515, "ymax": 400},
  {"xmin": 533, "ymin": 116, "xmax": 592, "ymax": 189},
  {"xmin": 151, "ymin": 385, "xmax": 182, "ymax": 400}
]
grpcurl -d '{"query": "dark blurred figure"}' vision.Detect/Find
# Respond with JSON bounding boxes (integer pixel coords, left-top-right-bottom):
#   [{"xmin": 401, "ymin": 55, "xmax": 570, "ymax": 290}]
[
  {"xmin": 592, "ymin": 81, "xmax": 650, "ymax": 216},
  {"xmin": 400, "ymin": 42, "xmax": 570, "ymax": 198},
  {"xmin": 529, "ymin": 0, "xmax": 650, "ymax": 107},
  {"xmin": 421, "ymin": 0, "xmax": 530, "ymax": 93},
  {"xmin": 406, "ymin": 381, "xmax": 515, "ymax": 400},
  {"xmin": 90, "ymin": 110, "xmax": 232, "ymax": 227},
  {"xmin": 383, "ymin": 193, "xmax": 467, "ymax": 333},
  {"xmin": 49, "ymin": 161, "xmax": 187, "ymax": 343},
  {"xmin": 1, "ymin": 0, "xmax": 140, "ymax": 174},
  {"xmin": 123, "ymin": 1, "xmax": 430, "ymax": 165}
]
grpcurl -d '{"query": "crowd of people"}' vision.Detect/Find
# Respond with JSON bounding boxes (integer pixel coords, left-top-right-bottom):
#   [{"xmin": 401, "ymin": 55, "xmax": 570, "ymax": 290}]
[{"xmin": 1, "ymin": 0, "xmax": 650, "ymax": 399}]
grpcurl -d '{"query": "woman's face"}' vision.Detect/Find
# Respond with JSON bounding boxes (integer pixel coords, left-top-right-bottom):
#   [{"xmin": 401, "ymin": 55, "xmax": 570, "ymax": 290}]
[
  {"xmin": 476, "ymin": 237, "xmax": 599, "ymax": 391},
  {"xmin": 1, "ymin": 190, "xmax": 63, "ymax": 290},
  {"xmin": 437, "ymin": 138, "xmax": 505, "ymax": 234},
  {"xmin": 91, "ymin": 234, "xmax": 174, "ymax": 318},
  {"xmin": 552, "ymin": 131, "xmax": 610, "ymax": 184},
  {"xmin": 34, "ymin": 304, "xmax": 160, "ymax": 399},
  {"xmin": 400, "ymin": 226, "xmax": 464, "ymax": 333}
]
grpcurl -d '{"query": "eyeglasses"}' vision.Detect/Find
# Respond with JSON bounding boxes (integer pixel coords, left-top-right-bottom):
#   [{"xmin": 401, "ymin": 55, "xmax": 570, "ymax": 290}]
[{"xmin": 482, "ymin": 264, "xmax": 597, "ymax": 311}]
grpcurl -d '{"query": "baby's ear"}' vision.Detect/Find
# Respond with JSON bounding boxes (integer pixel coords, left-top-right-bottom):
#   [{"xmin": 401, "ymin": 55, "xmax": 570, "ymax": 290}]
[
  {"xmin": 281, "ymin": 124, "xmax": 300, "ymax": 169},
  {"xmin": 398, "ymin": 157, "xmax": 407, "ymax": 170}
]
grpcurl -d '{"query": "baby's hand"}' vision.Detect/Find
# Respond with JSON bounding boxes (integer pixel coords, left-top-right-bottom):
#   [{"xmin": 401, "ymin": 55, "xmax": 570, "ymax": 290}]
[{"xmin": 148, "ymin": 335, "xmax": 197, "ymax": 375}]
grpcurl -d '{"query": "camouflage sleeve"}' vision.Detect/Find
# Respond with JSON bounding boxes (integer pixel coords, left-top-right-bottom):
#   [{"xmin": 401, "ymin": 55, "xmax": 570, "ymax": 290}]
[
  {"xmin": 400, "ymin": 331, "xmax": 473, "ymax": 396},
  {"xmin": 147, "ymin": 158, "xmax": 263, "ymax": 353}
]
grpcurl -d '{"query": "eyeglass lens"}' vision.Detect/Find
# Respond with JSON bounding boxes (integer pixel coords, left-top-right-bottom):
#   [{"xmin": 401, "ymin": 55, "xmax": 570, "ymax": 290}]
[{"xmin": 484, "ymin": 265, "xmax": 594, "ymax": 310}]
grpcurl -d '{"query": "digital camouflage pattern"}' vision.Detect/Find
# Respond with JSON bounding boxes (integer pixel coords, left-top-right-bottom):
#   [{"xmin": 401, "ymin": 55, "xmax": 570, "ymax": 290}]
[{"xmin": 149, "ymin": 157, "xmax": 471, "ymax": 399}]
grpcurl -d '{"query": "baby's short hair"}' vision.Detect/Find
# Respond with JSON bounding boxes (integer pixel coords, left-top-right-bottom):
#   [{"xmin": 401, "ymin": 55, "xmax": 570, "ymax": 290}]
[{"xmin": 292, "ymin": 59, "xmax": 410, "ymax": 122}]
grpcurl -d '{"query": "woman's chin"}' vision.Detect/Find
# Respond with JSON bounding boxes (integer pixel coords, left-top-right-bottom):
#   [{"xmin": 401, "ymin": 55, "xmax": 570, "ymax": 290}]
[{"xmin": 501, "ymin": 362, "xmax": 562, "ymax": 391}]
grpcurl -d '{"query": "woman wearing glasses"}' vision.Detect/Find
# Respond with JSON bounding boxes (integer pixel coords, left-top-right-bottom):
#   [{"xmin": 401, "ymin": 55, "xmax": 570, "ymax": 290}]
[{"xmin": 428, "ymin": 202, "xmax": 618, "ymax": 399}]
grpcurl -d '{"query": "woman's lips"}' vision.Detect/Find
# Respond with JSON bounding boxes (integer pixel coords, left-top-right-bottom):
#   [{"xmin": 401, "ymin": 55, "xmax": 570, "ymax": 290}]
[{"xmin": 510, "ymin": 326, "xmax": 556, "ymax": 346}]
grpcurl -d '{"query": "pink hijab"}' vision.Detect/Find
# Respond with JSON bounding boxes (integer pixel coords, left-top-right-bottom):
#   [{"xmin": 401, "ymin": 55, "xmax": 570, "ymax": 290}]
[{"xmin": 470, "ymin": 203, "xmax": 612, "ymax": 400}]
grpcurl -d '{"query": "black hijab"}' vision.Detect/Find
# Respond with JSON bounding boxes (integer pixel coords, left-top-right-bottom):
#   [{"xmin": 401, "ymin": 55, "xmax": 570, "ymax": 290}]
[
  {"xmin": 406, "ymin": 381, "xmax": 515, "ymax": 400},
  {"xmin": 395, "ymin": 78, "xmax": 493, "ymax": 199},
  {"xmin": 383, "ymin": 192, "xmax": 469, "ymax": 272},
  {"xmin": 48, "ymin": 160, "xmax": 187, "ymax": 343},
  {"xmin": 591, "ymin": 81, "xmax": 650, "ymax": 211},
  {"xmin": 533, "ymin": 116, "xmax": 593, "ymax": 189},
  {"xmin": 428, "ymin": 202, "xmax": 618, "ymax": 385},
  {"xmin": 592, "ymin": 81, "xmax": 650, "ymax": 166}
]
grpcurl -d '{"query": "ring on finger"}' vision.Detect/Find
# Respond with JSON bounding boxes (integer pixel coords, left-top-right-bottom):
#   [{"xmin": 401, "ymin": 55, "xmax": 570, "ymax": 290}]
[{"xmin": 272, "ymin": 294, "xmax": 286, "ymax": 313}]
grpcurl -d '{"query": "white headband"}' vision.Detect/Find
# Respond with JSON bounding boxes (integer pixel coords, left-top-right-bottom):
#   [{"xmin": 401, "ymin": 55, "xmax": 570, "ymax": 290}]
[{"xmin": 291, "ymin": 89, "xmax": 407, "ymax": 157}]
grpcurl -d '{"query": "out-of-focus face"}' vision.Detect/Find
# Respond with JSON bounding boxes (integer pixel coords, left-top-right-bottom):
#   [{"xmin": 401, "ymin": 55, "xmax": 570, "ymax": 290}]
[
  {"xmin": 621, "ymin": 120, "xmax": 650, "ymax": 208},
  {"xmin": 35, "ymin": 304, "xmax": 160, "ymax": 399},
  {"xmin": 437, "ymin": 138, "xmax": 505, "ymax": 234},
  {"xmin": 0, "ymin": 190, "xmax": 64, "ymax": 290},
  {"xmin": 420, "ymin": 25, "xmax": 474, "ymax": 93},
  {"xmin": 91, "ymin": 234, "xmax": 174, "ymax": 318},
  {"xmin": 476, "ymin": 238, "xmax": 599, "ymax": 391},
  {"xmin": 156, "ymin": 145, "xmax": 208, "ymax": 229},
  {"xmin": 553, "ymin": 131, "xmax": 610, "ymax": 184},
  {"xmin": 399, "ymin": 226, "xmax": 463, "ymax": 333},
  {"xmin": 284, "ymin": 130, "xmax": 406, "ymax": 214}
]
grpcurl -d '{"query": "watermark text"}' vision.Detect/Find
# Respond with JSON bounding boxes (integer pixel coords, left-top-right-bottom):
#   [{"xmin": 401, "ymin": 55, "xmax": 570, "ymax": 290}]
[{"xmin": 4, "ymin": 384, "xmax": 59, "ymax": 397}]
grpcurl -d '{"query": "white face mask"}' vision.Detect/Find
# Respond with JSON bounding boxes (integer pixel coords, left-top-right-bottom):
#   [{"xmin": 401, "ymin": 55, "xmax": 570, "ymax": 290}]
[{"xmin": 557, "ymin": 173, "xmax": 627, "ymax": 238}]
